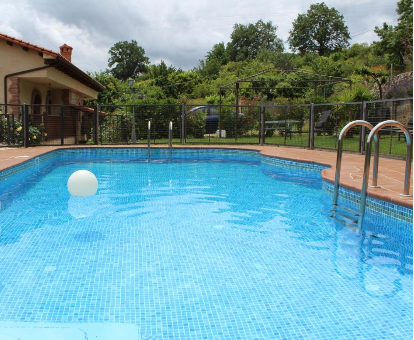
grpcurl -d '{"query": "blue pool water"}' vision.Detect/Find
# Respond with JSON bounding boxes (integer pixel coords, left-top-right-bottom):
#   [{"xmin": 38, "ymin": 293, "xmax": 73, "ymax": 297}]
[{"xmin": 0, "ymin": 149, "xmax": 412, "ymax": 339}]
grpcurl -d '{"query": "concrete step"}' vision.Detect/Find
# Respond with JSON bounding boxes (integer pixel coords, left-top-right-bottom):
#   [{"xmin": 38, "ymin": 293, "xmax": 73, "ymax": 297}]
[{"xmin": 0, "ymin": 322, "xmax": 140, "ymax": 340}]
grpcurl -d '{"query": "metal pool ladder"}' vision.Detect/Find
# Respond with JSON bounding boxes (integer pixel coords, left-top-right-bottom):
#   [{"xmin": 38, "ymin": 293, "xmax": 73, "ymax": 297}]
[
  {"xmin": 357, "ymin": 120, "xmax": 412, "ymax": 233},
  {"xmin": 332, "ymin": 120, "xmax": 413, "ymax": 233}
]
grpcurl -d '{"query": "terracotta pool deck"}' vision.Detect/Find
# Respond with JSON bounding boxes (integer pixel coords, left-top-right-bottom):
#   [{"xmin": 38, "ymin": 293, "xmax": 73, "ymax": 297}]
[{"xmin": 0, "ymin": 145, "xmax": 412, "ymax": 209}]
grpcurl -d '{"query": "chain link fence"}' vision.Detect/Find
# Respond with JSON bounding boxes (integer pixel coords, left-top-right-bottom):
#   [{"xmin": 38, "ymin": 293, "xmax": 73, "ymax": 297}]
[{"xmin": 1, "ymin": 98, "xmax": 412, "ymax": 158}]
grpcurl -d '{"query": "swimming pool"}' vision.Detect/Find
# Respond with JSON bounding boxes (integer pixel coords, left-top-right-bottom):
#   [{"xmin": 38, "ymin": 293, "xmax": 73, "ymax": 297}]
[{"xmin": 0, "ymin": 148, "xmax": 412, "ymax": 339}]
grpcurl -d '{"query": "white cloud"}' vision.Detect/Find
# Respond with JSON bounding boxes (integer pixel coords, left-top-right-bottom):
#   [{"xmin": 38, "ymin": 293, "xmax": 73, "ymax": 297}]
[{"xmin": 0, "ymin": 0, "xmax": 400, "ymax": 73}]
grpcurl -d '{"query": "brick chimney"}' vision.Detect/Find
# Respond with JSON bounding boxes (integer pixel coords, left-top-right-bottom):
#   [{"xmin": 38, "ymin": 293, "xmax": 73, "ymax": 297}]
[{"xmin": 59, "ymin": 44, "xmax": 73, "ymax": 62}]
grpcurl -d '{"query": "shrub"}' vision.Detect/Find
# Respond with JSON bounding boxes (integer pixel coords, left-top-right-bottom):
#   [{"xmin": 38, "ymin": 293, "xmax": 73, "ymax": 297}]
[
  {"xmin": 384, "ymin": 78, "xmax": 413, "ymax": 99},
  {"xmin": 186, "ymin": 110, "xmax": 205, "ymax": 138},
  {"xmin": 0, "ymin": 117, "xmax": 45, "ymax": 145}
]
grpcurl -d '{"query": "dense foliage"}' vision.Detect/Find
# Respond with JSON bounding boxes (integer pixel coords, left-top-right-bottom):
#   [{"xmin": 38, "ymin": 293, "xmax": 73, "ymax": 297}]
[
  {"xmin": 89, "ymin": 0, "xmax": 411, "ymax": 108},
  {"xmin": 374, "ymin": 0, "xmax": 413, "ymax": 70}
]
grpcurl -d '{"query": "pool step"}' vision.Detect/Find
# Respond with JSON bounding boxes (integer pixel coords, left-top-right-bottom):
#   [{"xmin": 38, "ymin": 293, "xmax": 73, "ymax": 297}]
[
  {"xmin": 0, "ymin": 322, "xmax": 140, "ymax": 340},
  {"xmin": 331, "ymin": 204, "xmax": 359, "ymax": 228}
]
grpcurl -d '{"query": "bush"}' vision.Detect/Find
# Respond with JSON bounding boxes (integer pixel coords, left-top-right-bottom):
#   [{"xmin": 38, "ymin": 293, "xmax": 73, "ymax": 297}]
[
  {"xmin": 0, "ymin": 117, "xmax": 45, "ymax": 145},
  {"xmin": 99, "ymin": 113, "xmax": 128, "ymax": 144},
  {"xmin": 219, "ymin": 107, "xmax": 248, "ymax": 138},
  {"xmin": 384, "ymin": 78, "xmax": 413, "ymax": 99},
  {"xmin": 186, "ymin": 110, "xmax": 205, "ymax": 138}
]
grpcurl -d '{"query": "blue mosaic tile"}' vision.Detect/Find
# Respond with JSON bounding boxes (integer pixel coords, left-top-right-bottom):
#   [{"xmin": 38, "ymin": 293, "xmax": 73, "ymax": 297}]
[
  {"xmin": 0, "ymin": 148, "xmax": 412, "ymax": 339},
  {"xmin": 324, "ymin": 181, "xmax": 413, "ymax": 224}
]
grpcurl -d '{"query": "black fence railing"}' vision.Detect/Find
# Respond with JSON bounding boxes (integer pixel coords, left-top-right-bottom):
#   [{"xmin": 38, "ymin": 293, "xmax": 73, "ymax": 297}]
[
  {"xmin": 311, "ymin": 102, "xmax": 363, "ymax": 152},
  {"xmin": 263, "ymin": 103, "xmax": 311, "ymax": 148},
  {"xmin": 0, "ymin": 98, "xmax": 412, "ymax": 158}
]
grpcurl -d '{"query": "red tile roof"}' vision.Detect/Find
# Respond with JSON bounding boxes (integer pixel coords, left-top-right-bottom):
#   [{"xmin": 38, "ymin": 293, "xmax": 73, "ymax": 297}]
[{"xmin": 0, "ymin": 32, "xmax": 59, "ymax": 57}]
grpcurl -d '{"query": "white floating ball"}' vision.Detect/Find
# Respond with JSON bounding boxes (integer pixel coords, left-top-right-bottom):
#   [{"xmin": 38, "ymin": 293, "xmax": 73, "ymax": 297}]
[{"xmin": 67, "ymin": 170, "xmax": 98, "ymax": 197}]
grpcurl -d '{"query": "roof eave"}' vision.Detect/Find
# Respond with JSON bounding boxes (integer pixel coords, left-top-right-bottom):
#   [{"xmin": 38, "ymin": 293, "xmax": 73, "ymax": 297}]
[{"xmin": 43, "ymin": 55, "xmax": 104, "ymax": 92}]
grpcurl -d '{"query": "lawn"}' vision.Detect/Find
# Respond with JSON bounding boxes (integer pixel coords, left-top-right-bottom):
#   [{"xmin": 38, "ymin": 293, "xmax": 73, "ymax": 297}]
[
  {"xmin": 182, "ymin": 132, "xmax": 410, "ymax": 157},
  {"xmin": 111, "ymin": 131, "xmax": 409, "ymax": 158}
]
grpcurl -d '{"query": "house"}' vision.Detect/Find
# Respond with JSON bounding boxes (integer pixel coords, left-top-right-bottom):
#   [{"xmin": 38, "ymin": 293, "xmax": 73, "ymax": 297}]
[{"xmin": 0, "ymin": 32, "xmax": 104, "ymax": 144}]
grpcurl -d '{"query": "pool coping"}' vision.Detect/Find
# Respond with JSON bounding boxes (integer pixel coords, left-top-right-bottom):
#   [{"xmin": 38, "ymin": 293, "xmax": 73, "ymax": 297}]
[{"xmin": 0, "ymin": 145, "xmax": 412, "ymax": 209}]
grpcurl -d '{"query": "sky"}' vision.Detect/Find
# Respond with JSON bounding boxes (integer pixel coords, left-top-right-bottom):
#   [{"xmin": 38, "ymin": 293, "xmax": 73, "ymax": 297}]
[{"xmin": 0, "ymin": 0, "xmax": 400, "ymax": 74}]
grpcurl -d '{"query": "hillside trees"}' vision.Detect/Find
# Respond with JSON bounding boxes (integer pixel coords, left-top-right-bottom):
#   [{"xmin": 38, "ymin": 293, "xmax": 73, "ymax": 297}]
[
  {"xmin": 226, "ymin": 20, "xmax": 284, "ymax": 62},
  {"xmin": 197, "ymin": 42, "xmax": 228, "ymax": 77},
  {"xmin": 145, "ymin": 61, "xmax": 178, "ymax": 88},
  {"xmin": 197, "ymin": 20, "xmax": 284, "ymax": 77},
  {"xmin": 108, "ymin": 40, "xmax": 150, "ymax": 81},
  {"xmin": 288, "ymin": 2, "xmax": 350, "ymax": 56},
  {"xmin": 97, "ymin": 2, "xmax": 408, "ymax": 106},
  {"xmin": 374, "ymin": 0, "xmax": 413, "ymax": 70},
  {"xmin": 86, "ymin": 71, "xmax": 128, "ymax": 106}
]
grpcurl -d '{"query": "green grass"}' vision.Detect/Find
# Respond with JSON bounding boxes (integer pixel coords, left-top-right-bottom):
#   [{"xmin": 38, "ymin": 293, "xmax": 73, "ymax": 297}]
[
  {"xmin": 184, "ymin": 133, "xmax": 409, "ymax": 157},
  {"xmin": 109, "ymin": 132, "xmax": 410, "ymax": 158}
]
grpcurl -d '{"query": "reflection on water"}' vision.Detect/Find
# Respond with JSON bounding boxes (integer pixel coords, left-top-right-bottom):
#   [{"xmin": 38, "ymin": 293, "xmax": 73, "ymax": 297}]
[{"xmin": 287, "ymin": 192, "xmax": 412, "ymax": 299}]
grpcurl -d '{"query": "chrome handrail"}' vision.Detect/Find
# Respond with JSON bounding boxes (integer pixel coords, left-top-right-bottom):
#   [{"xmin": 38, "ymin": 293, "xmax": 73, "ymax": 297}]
[
  {"xmin": 333, "ymin": 120, "xmax": 378, "ymax": 206},
  {"xmin": 168, "ymin": 121, "xmax": 173, "ymax": 156},
  {"xmin": 147, "ymin": 121, "xmax": 151, "ymax": 159},
  {"xmin": 357, "ymin": 120, "xmax": 413, "ymax": 233}
]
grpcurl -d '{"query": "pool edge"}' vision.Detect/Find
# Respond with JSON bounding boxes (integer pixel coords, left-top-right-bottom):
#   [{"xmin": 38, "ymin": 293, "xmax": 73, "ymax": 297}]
[{"xmin": 0, "ymin": 145, "xmax": 412, "ymax": 211}]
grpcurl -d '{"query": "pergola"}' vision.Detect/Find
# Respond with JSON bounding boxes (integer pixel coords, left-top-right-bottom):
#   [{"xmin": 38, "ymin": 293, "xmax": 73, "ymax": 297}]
[{"xmin": 219, "ymin": 67, "xmax": 352, "ymax": 112}]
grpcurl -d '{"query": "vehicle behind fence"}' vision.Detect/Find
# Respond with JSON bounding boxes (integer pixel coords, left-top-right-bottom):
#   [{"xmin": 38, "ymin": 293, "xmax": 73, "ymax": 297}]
[{"xmin": 0, "ymin": 98, "xmax": 412, "ymax": 158}]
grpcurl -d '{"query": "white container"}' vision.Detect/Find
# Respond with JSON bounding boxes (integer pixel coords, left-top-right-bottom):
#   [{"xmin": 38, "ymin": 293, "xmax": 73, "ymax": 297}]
[{"xmin": 215, "ymin": 130, "xmax": 226, "ymax": 138}]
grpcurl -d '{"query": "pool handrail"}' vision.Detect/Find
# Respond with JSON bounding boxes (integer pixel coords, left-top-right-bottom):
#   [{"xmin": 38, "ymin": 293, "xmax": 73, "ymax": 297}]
[
  {"xmin": 333, "ymin": 120, "xmax": 378, "ymax": 206},
  {"xmin": 168, "ymin": 121, "xmax": 173, "ymax": 151},
  {"xmin": 148, "ymin": 121, "xmax": 151, "ymax": 159},
  {"xmin": 357, "ymin": 120, "xmax": 413, "ymax": 233}
]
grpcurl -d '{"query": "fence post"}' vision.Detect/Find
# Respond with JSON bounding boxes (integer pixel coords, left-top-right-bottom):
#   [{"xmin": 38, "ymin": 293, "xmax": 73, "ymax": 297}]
[
  {"xmin": 309, "ymin": 104, "xmax": 315, "ymax": 149},
  {"xmin": 94, "ymin": 104, "xmax": 99, "ymax": 145},
  {"xmin": 181, "ymin": 104, "xmax": 185, "ymax": 145},
  {"xmin": 260, "ymin": 105, "xmax": 265, "ymax": 145},
  {"xmin": 235, "ymin": 82, "xmax": 239, "ymax": 142},
  {"xmin": 22, "ymin": 104, "xmax": 29, "ymax": 148},
  {"xmin": 6, "ymin": 112, "xmax": 11, "ymax": 145},
  {"xmin": 388, "ymin": 100, "xmax": 395, "ymax": 154},
  {"xmin": 360, "ymin": 101, "xmax": 367, "ymax": 154},
  {"xmin": 60, "ymin": 105, "xmax": 64, "ymax": 145}
]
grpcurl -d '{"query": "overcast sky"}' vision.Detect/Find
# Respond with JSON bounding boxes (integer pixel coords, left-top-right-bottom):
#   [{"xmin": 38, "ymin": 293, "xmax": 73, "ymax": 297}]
[{"xmin": 0, "ymin": 0, "xmax": 399, "ymax": 74}]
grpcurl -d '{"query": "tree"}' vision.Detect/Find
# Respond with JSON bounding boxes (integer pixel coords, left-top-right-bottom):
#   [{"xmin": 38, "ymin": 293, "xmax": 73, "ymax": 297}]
[
  {"xmin": 206, "ymin": 42, "xmax": 227, "ymax": 65},
  {"xmin": 197, "ymin": 42, "xmax": 227, "ymax": 77},
  {"xmin": 358, "ymin": 67, "xmax": 388, "ymax": 99},
  {"xmin": 86, "ymin": 71, "xmax": 128, "ymax": 106},
  {"xmin": 146, "ymin": 61, "xmax": 178, "ymax": 88},
  {"xmin": 374, "ymin": 0, "xmax": 413, "ymax": 69},
  {"xmin": 288, "ymin": 2, "xmax": 350, "ymax": 56},
  {"xmin": 167, "ymin": 71, "xmax": 201, "ymax": 99},
  {"xmin": 226, "ymin": 20, "xmax": 284, "ymax": 62},
  {"xmin": 108, "ymin": 40, "xmax": 149, "ymax": 81}
]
